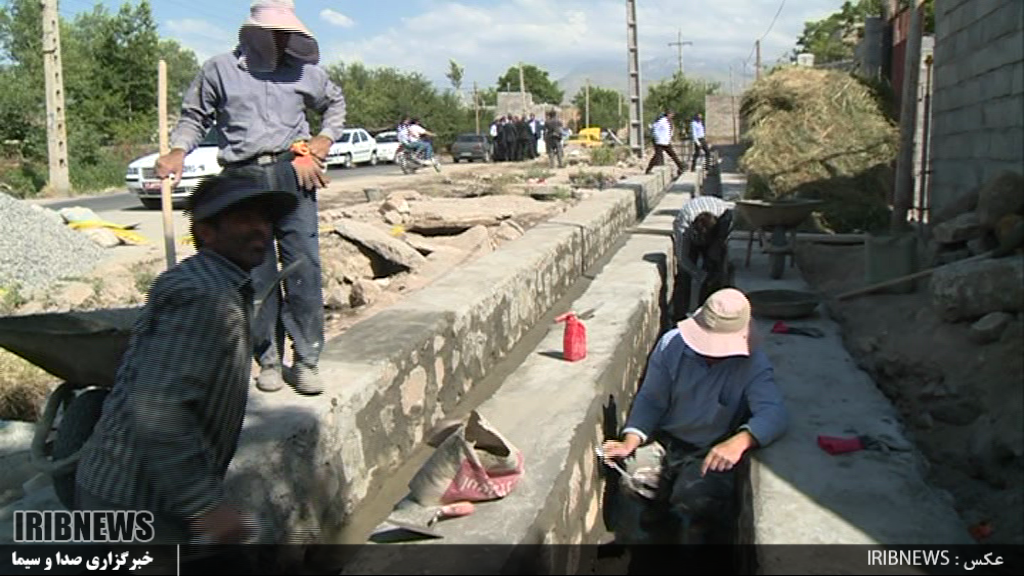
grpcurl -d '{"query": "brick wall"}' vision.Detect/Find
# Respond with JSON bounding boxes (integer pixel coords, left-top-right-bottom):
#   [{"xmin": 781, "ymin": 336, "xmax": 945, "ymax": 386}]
[
  {"xmin": 929, "ymin": 0, "xmax": 1024, "ymax": 217},
  {"xmin": 704, "ymin": 94, "xmax": 744, "ymax": 146}
]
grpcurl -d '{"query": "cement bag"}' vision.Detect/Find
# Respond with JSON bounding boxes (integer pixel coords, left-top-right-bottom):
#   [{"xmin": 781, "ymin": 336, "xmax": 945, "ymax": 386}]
[{"xmin": 408, "ymin": 410, "xmax": 524, "ymax": 505}]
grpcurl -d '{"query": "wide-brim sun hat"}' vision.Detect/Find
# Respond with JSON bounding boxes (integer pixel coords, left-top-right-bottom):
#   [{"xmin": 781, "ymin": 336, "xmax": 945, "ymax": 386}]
[
  {"xmin": 187, "ymin": 174, "xmax": 298, "ymax": 223},
  {"xmin": 239, "ymin": 0, "xmax": 319, "ymax": 65},
  {"xmin": 678, "ymin": 288, "xmax": 752, "ymax": 358}
]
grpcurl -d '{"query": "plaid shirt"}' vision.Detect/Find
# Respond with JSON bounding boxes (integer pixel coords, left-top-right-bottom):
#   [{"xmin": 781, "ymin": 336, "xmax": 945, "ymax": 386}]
[{"xmin": 76, "ymin": 249, "xmax": 254, "ymax": 520}]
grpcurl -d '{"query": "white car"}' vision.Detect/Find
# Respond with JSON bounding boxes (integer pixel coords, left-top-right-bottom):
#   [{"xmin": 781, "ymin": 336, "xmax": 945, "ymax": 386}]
[
  {"xmin": 326, "ymin": 128, "xmax": 378, "ymax": 168},
  {"xmin": 372, "ymin": 130, "xmax": 401, "ymax": 163},
  {"xmin": 125, "ymin": 131, "xmax": 221, "ymax": 210}
]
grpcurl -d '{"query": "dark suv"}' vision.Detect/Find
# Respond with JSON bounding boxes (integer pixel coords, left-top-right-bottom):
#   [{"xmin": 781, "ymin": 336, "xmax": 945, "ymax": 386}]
[{"xmin": 450, "ymin": 133, "xmax": 491, "ymax": 163}]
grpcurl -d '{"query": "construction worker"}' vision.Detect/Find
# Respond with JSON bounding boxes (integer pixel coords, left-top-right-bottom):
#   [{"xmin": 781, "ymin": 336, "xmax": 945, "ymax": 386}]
[{"xmin": 155, "ymin": 0, "xmax": 346, "ymax": 396}]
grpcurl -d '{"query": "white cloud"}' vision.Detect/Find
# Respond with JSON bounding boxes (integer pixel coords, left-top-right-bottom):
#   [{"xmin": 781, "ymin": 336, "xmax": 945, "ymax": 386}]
[
  {"xmin": 164, "ymin": 19, "xmax": 235, "ymax": 63},
  {"xmin": 321, "ymin": 9, "xmax": 355, "ymax": 28}
]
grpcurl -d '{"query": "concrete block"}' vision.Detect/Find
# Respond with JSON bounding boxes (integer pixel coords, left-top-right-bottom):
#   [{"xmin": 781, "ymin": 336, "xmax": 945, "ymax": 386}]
[{"xmin": 1012, "ymin": 63, "xmax": 1024, "ymax": 96}]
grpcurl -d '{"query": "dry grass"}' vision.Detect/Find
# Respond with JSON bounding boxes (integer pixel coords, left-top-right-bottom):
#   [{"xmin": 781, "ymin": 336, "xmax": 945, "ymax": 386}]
[
  {"xmin": 0, "ymin": 348, "xmax": 54, "ymax": 422},
  {"xmin": 739, "ymin": 67, "xmax": 899, "ymax": 197}
]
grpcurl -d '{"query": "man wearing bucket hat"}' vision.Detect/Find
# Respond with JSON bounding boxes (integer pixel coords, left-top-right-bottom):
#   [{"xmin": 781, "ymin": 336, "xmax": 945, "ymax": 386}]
[
  {"xmin": 602, "ymin": 288, "xmax": 787, "ymax": 544},
  {"xmin": 156, "ymin": 0, "xmax": 345, "ymax": 396},
  {"xmin": 75, "ymin": 173, "xmax": 297, "ymax": 550}
]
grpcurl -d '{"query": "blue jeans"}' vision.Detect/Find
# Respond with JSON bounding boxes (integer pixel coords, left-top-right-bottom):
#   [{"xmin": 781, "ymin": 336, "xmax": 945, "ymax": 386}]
[
  {"xmin": 407, "ymin": 140, "xmax": 433, "ymax": 160},
  {"xmin": 223, "ymin": 160, "xmax": 324, "ymax": 369}
]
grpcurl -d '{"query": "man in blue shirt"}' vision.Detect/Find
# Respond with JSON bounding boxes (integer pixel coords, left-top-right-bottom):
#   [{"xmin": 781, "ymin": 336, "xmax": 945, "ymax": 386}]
[{"xmin": 602, "ymin": 288, "xmax": 787, "ymax": 544}]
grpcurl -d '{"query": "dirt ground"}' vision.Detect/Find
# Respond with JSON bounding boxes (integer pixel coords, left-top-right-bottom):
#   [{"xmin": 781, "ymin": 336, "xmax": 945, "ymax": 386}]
[{"xmin": 796, "ymin": 242, "xmax": 1024, "ymax": 546}]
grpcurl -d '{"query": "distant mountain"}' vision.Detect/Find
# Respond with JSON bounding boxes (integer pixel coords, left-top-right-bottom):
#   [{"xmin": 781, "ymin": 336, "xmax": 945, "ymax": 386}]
[{"xmin": 556, "ymin": 55, "xmax": 743, "ymax": 104}]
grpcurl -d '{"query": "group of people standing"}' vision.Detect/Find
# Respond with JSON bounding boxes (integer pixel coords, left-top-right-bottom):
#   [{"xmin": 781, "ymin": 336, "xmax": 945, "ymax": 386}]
[
  {"xmin": 488, "ymin": 113, "xmax": 545, "ymax": 162},
  {"xmin": 645, "ymin": 111, "xmax": 713, "ymax": 176}
]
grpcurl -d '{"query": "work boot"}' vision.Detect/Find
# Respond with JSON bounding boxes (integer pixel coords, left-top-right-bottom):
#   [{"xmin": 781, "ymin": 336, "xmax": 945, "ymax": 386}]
[
  {"xmin": 256, "ymin": 365, "xmax": 284, "ymax": 393},
  {"xmin": 287, "ymin": 362, "xmax": 324, "ymax": 396}
]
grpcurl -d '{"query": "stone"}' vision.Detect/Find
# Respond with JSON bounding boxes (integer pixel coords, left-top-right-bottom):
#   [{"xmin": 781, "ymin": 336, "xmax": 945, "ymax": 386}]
[
  {"xmin": 967, "ymin": 234, "xmax": 998, "ymax": 256},
  {"xmin": 930, "ymin": 256, "xmax": 1024, "ymax": 322},
  {"xmin": 387, "ymin": 190, "xmax": 424, "ymax": 203},
  {"xmin": 56, "ymin": 282, "xmax": 95, "ymax": 308},
  {"xmin": 405, "ymin": 196, "xmax": 557, "ymax": 233},
  {"xmin": 932, "ymin": 213, "xmax": 982, "ymax": 244},
  {"xmin": 853, "ymin": 336, "xmax": 880, "ymax": 356},
  {"xmin": 349, "ymin": 278, "xmax": 382, "ymax": 308},
  {"xmin": 380, "ymin": 196, "xmax": 411, "ymax": 215},
  {"xmin": 976, "ymin": 171, "xmax": 1024, "ymax": 228},
  {"xmin": 969, "ymin": 312, "xmax": 1013, "ymax": 344},
  {"xmin": 324, "ymin": 283, "xmax": 352, "ymax": 310},
  {"xmin": 382, "ymin": 210, "xmax": 404, "ymax": 226},
  {"xmin": 913, "ymin": 411, "xmax": 934, "ymax": 430},
  {"xmin": 493, "ymin": 220, "xmax": 525, "ymax": 243},
  {"xmin": 930, "ymin": 398, "xmax": 984, "ymax": 426},
  {"xmin": 333, "ymin": 219, "xmax": 427, "ymax": 272},
  {"xmin": 935, "ymin": 248, "xmax": 971, "ymax": 266},
  {"xmin": 82, "ymin": 227, "xmax": 121, "ymax": 248},
  {"xmin": 932, "ymin": 186, "xmax": 980, "ymax": 226},
  {"xmin": 448, "ymin": 225, "xmax": 493, "ymax": 254}
]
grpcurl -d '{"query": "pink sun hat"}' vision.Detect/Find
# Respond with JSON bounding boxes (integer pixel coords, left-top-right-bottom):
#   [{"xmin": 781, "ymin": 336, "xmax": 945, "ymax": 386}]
[
  {"xmin": 239, "ymin": 0, "xmax": 319, "ymax": 65},
  {"xmin": 678, "ymin": 288, "xmax": 753, "ymax": 358}
]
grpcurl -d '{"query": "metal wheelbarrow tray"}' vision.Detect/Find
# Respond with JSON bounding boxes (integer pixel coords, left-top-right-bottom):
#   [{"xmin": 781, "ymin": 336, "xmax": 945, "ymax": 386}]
[{"xmin": 734, "ymin": 199, "xmax": 824, "ymax": 279}]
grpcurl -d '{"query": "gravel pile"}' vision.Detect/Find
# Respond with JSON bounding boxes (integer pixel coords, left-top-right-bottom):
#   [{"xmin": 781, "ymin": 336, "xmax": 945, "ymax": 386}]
[{"xmin": 0, "ymin": 192, "xmax": 106, "ymax": 296}]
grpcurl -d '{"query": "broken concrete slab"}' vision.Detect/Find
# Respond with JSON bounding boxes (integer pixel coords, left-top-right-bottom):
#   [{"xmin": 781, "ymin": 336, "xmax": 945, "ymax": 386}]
[
  {"xmin": 969, "ymin": 311, "xmax": 1013, "ymax": 344},
  {"xmin": 930, "ymin": 256, "xmax": 1024, "ymax": 322},
  {"xmin": 976, "ymin": 171, "xmax": 1024, "ymax": 228},
  {"xmin": 406, "ymin": 196, "xmax": 561, "ymax": 233},
  {"xmin": 932, "ymin": 212, "xmax": 982, "ymax": 244},
  {"xmin": 334, "ymin": 219, "xmax": 427, "ymax": 272}
]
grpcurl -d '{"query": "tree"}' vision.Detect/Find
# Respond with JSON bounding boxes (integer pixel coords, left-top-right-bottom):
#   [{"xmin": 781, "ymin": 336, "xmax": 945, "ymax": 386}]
[
  {"xmin": 643, "ymin": 73, "xmax": 719, "ymax": 133},
  {"xmin": 793, "ymin": 0, "xmax": 934, "ymax": 64},
  {"xmin": 496, "ymin": 64, "xmax": 563, "ymax": 105},
  {"xmin": 446, "ymin": 59, "xmax": 464, "ymax": 93},
  {"xmin": 571, "ymin": 85, "xmax": 626, "ymax": 132}
]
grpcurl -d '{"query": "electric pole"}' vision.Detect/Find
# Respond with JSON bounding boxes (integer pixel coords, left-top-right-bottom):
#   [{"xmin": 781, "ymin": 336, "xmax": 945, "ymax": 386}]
[
  {"xmin": 892, "ymin": 0, "xmax": 925, "ymax": 232},
  {"xmin": 42, "ymin": 0, "xmax": 71, "ymax": 196},
  {"xmin": 668, "ymin": 29, "xmax": 692, "ymax": 76},
  {"xmin": 519, "ymin": 63, "xmax": 527, "ymax": 116},
  {"xmin": 626, "ymin": 0, "xmax": 645, "ymax": 157},
  {"xmin": 755, "ymin": 39, "xmax": 762, "ymax": 81},
  {"xmin": 474, "ymin": 81, "xmax": 480, "ymax": 135},
  {"xmin": 585, "ymin": 78, "xmax": 590, "ymax": 129}
]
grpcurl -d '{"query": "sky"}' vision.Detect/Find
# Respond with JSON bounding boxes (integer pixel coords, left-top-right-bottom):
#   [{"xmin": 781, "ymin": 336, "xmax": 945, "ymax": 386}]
[{"xmin": 56, "ymin": 0, "xmax": 849, "ymax": 97}]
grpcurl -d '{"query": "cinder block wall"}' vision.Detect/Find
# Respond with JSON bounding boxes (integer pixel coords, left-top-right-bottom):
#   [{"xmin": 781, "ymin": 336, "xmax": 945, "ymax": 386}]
[
  {"xmin": 705, "ymin": 94, "xmax": 744, "ymax": 146},
  {"xmin": 929, "ymin": 0, "xmax": 1024, "ymax": 216}
]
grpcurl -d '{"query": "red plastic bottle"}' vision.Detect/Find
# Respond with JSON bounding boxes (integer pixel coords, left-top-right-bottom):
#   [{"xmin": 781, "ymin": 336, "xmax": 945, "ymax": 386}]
[{"xmin": 555, "ymin": 313, "xmax": 587, "ymax": 362}]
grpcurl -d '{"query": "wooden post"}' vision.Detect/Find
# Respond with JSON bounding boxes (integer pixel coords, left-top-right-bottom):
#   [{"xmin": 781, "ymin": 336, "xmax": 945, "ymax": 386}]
[
  {"xmin": 519, "ymin": 63, "xmax": 527, "ymax": 116},
  {"xmin": 158, "ymin": 60, "xmax": 177, "ymax": 270},
  {"xmin": 474, "ymin": 81, "xmax": 480, "ymax": 135},
  {"xmin": 585, "ymin": 78, "xmax": 590, "ymax": 129},
  {"xmin": 755, "ymin": 40, "xmax": 762, "ymax": 81}
]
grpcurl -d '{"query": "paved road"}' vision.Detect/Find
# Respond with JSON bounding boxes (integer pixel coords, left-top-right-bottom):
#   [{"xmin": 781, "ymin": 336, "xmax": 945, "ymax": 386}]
[{"xmin": 35, "ymin": 164, "xmax": 397, "ymax": 212}]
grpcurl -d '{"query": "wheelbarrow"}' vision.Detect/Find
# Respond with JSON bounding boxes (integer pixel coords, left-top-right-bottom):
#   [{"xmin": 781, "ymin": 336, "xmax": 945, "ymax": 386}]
[
  {"xmin": 734, "ymin": 198, "xmax": 823, "ymax": 279},
  {"xmin": 0, "ymin": 307, "xmax": 141, "ymax": 509},
  {"xmin": 0, "ymin": 258, "xmax": 305, "ymax": 510}
]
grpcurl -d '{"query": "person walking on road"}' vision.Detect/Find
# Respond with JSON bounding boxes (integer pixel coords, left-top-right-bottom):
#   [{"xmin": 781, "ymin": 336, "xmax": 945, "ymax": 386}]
[
  {"xmin": 156, "ymin": 0, "xmax": 347, "ymax": 396},
  {"xmin": 645, "ymin": 110, "xmax": 686, "ymax": 175},
  {"xmin": 75, "ymin": 173, "xmax": 298, "ymax": 549},
  {"xmin": 690, "ymin": 112, "xmax": 712, "ymax": 172},
  {"xmin": 543, "ymin": 110, "xmax": 565, "ymax": 169}
]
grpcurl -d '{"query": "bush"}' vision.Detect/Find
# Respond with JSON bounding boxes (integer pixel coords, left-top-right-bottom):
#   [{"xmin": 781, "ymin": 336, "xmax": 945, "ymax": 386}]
[{"xmin": 589, "ymin": 146, "xmax": 629, "ymax": 167}]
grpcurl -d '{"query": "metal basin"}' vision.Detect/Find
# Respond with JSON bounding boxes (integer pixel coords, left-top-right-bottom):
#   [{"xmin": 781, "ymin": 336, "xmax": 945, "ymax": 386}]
[{"xmin": 747, "ymin": 290, "xmax": 821, "ymax": 320}]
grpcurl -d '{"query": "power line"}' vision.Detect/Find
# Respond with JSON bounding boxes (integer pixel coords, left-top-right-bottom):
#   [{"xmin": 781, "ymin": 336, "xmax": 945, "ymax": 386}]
[{"xmin": 759, "ymin": 0, "xmax": 787, "ymax": 42}]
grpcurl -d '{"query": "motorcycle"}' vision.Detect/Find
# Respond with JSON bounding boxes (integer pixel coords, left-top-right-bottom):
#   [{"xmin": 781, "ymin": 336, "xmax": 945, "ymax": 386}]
[{"xmin": 396, "ymin": 138, "xmax": 441, "ymax": 175}]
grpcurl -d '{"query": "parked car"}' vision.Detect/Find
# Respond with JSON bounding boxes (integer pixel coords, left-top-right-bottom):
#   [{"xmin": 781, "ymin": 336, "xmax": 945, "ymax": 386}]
[
  {"xmin": 126, "ymin": 130, "xmax": 220, "ymax": 210},
  {"xmin": 450, "ymin": 133, "xmax": 491, "ymax": 163},
  {"xmin": 372, "ymin": 130, "xmax": 401, "ymax": 163},
  {"xmin": 326, "ymin": 128, "xmax": 378, "ymax": 168}
]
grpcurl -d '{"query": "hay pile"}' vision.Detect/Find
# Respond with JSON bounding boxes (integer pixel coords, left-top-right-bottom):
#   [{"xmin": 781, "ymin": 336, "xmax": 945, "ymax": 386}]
[{"xmin": 739, "ymin": 67, "xmax": 899, "ymax": 232}]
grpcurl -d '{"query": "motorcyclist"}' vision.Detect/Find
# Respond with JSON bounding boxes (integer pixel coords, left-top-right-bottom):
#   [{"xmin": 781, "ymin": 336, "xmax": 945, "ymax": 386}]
[{"xmin": 404, "ymin": 118, "xmax": 441, "ymax": 171}]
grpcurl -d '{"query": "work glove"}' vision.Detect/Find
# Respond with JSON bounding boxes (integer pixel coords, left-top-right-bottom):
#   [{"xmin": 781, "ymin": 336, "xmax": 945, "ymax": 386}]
[{"xmin": 291, "ymin": 141, "xmax": 330, "ymax": 190}]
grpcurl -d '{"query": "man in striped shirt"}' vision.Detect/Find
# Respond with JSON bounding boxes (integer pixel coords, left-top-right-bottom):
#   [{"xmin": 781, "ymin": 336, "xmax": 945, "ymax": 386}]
[
  {"xmin": 75, "ymin": 173, "xmax": 297, "ymax": 546},
  {"xmin": 673, "ymin": 196, "xmax": 735, "ymax": 313}
]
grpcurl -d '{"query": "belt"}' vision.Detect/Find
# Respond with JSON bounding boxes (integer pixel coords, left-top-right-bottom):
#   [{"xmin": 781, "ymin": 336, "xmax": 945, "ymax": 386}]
[{"xmin": 222, "ymin": 150, "xmax": 295, "ymax": 170}]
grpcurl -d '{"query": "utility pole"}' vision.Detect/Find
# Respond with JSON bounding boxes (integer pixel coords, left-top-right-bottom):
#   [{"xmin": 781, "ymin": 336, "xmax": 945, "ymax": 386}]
[
  {"xmin": 585, "ymin": 78, "xmax": 590, "ymax": 129},
  {"xmin": 519, "ymin": 63, "xmax": 527, "ymax": 116},
  {"xmin": 474, "ymin": 81, "xmax": 480, "ymax": 135},
  {"xmin": 892, "ymin": 0, "xmax": 925, "ymax": 232},
  {"xmin": 755, "ymin": 39, "xmax": 762, "ymax": 81},
  {"xmin": 729, "ymin": 65, "xmax": 738, "ymax": 145},
  {"xmin": 41, "ymin": 0, "xmax": 71, "ymax": 196},
  {"xmin": 668, "ymin": 29, "xmax": 692, "ymax": 76},
  {"xmin": 626, "ymin": 0, "xmax": 644, "ymax": 157}
]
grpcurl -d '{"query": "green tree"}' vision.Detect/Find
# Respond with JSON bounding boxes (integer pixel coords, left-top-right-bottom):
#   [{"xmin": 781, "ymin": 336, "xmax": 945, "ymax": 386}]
[
  {"xmin": 446, "ymin": 59, "xmax": 464, "ymax": 93},
  {"xmin": 496, "ymin": 64, "xmax": 563, "ymax": 105},
  {"xmin": 571, "ymin": 85, "xmax": 626, "ymax": 132},
  {"xmin": 793, "ymin": 0, "xmax": 934, "ymax": 64},
  {"xmin": 643, "ymin": 73, "xmax": 719, "ymax": 133}
]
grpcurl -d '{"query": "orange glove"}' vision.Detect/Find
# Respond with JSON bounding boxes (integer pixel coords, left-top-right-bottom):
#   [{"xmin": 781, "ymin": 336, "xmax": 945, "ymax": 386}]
[{"xmin": 291, "ymin": 141, "xmax": 330, "ymax": 190}]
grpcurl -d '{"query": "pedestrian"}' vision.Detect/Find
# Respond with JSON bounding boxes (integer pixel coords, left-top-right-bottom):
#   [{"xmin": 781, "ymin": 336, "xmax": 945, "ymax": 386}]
[
  {"xmin": 543, "ymin": 110, "xmax": 565, "ymax": 169},
  {"xmin": 602, "ymin": 288, "xmax": 787, "ymax": 546},
  {"xmin": 690, "ymin": 112, "xmax": 712, "ymax": 172},
  {"xmin": 156, "ymin": 0, "xmax": 347, "ymax": 396},
  {"xmin": 75, "ymin": 173, "xmax": 298, "ymax": 551},
  {"xmin": 645, "ymin": 110, "xmax": 686, "ymax": 175},
  {"xmin": 500, "ymin": 117, "xmax": 517, "ymax": 163}
]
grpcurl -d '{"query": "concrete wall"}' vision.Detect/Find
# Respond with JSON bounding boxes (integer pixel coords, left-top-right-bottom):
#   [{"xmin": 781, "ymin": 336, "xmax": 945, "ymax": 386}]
[
  {"xmin": 929, "ymin": 0, "xmax": 1024, "ymax": 217},
  {"xmin": 221, "ymin": 167, "xmax": 676, "ymax": 551},
  {"xmin": 705, "ymin": 94, "xmax": 743, "ymax": 146}
]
